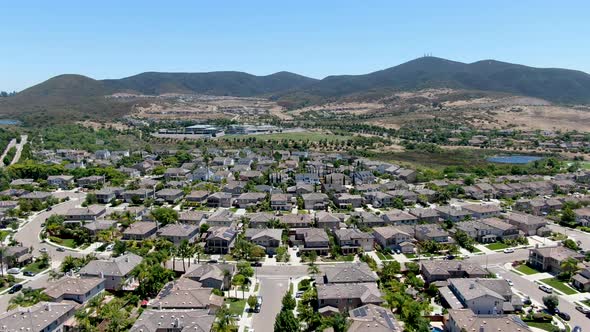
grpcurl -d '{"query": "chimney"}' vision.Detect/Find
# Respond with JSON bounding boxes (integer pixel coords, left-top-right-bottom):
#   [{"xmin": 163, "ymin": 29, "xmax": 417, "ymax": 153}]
[
  {"xmin": 470, "ymin": 283, "xmax": 475, "ymax": 289},
  {"xmin": 479, "ymin": 325, "xmax": 484, "ymax": 332}
]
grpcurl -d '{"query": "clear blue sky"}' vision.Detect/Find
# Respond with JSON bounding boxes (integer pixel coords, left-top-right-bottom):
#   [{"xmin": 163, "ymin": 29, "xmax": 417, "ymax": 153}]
[{"xmin": 2, "ymin": 0, "xmax": 589, "ymax": 91}]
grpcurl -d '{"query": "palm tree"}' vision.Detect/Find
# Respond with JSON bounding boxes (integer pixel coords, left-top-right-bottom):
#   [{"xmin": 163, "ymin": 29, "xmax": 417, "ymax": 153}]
[
  {"xmin": 194, "ymin": 244, "xmax": 204, "ymax": 264},
  {"xmin": 170, "ymin": 245, "xmax": 177, "ymax": 271},
  {"xmin": 307, "ymin": 262, "xmax": 319, "ymax": 277},
  {"xmin": 213, "ymin": 307, "xmax": 236, "ymax": 332},
  {"xmin": 178, "ymin": 240, "xmax": 192, "ymax": 272}
]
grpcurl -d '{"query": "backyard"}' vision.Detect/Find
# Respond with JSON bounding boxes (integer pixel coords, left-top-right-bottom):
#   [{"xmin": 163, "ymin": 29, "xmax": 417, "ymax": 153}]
[{"xmin": 226, "ymin": 298, "xmax": 246, "ymax": 316}]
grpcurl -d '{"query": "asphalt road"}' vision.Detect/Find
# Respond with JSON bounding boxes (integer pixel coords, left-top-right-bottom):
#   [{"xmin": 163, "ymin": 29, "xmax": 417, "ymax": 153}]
[
  {"xmin": 252, "ymin": 266, "xmax": 308, "ymax": 332},
  {"xmin": 548, "ymin": 223, "xmax": 590, "ymax": 250},
  {"xmin": 14, "ymin": 191, "xmax": 86, "ymax": 264}
]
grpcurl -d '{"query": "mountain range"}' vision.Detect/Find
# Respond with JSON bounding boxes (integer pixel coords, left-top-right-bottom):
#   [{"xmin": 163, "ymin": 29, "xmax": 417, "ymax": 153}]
[{"xmin": 3, "ymin": 56, "xmax": 590, "ymax": 122}]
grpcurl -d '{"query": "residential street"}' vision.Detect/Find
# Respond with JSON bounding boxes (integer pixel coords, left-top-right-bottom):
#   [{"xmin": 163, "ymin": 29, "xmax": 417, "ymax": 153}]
[
  {"xmin": 252, "ymin": 266, "xmax": 308, "ymax": 332},
  {"xmin": 14, "ymin": 191, "xmax": 87, "ymax": 265}
]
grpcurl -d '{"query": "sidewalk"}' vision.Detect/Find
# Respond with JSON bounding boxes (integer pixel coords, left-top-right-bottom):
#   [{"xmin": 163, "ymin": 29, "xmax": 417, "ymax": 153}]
[{"xmin": 223, "ymin": 277, "xmax": 261, "ymax": 332}]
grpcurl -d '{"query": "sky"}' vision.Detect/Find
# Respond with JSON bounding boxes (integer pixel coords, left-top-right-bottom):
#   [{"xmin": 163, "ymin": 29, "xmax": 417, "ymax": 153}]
[{"xmin": 1, "ymin": 0, "xmax": 590, "ymax": 91}]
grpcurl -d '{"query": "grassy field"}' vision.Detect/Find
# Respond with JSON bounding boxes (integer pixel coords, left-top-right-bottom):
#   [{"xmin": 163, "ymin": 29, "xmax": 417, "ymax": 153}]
[
  {"xmin": 485, "ymin": 242, "xmax": 509, "ymax": 250},
  {"xmin": 539, "ymin": 278, "xmax": 578, "ymax": 295},
  {"xmin": 515, "ymin": 264, "xmax": 541, "ymax": 275},
  {"xmin": 581, "ymin": 162, "xmax": 590, "ymax": 170},
  {"xmin": 223, "ymin": 131, "xmax": 353, "ymax": 142},
  {"xmin": 226, "ymin": 298, "xmax": 246, "ymax": 316}
]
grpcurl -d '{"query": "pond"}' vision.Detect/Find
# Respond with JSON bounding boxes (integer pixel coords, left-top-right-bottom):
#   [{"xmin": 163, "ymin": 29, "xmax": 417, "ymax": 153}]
[
  {"xmin": 0, "ymin": 119, "xmax": 21, "ymax": 125},
  {"xmin": 486, "ymin": 155, "xmax": 543, "ymax": 164}
]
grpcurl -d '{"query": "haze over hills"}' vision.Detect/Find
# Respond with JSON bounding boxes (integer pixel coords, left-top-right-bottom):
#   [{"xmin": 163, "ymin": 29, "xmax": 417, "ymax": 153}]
[{"xmin": 2, "ymin": 56, "xmax": 590, "ymax": 122}]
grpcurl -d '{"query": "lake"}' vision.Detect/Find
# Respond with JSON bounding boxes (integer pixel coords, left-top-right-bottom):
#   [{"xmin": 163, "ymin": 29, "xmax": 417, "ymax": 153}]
[{"xmin": 487, "ymin": 155, "xmax": 543, "ymax": 164}]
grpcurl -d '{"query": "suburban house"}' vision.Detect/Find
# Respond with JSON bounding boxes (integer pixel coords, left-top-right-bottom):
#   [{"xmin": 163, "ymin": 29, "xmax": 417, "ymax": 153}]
[
  {"xmin": 186, "ymin": 190, "xmax": 209, "ymax": 204},
  {"xmin": 445, "ymin": 309, "xmax": 532, "ymax": 332},
  {"xmin": 372, "ymin": 226, "xmax": 414, "ymax": 253},
  {"xmin": 279, "ymin": 214, "xmax": 313, "ymax": 228},
  {"xmin": 164, "ymin": 168, "xmax": 191, "ymax": 181},
  {"xmin": 333, "ymin": 229, "xmax": 375, "ymax": 253},
  {"xmin": 47, "ymin": 175, "xmax": 74, "ymax": 189},
  {"xmin": 207, "ymin": 192, "xmax": 233, "ymax": 208},
  {"xmin": 248, "ymin": 212, "xmax": 277, "ymax": 228},
  {"xmin": 348, "ymin": 304, "xmax": 402, "ymax": 332},
  {"xmin": 2, "ymin": 245, "xmax": 33, "ymax": 268},
  {"xmin": 436, "ymin": 206, "xmax": 473, "ymax": 222},
  {"xmin": 505, "ymin": 212, "xmax": 549, "ymax": 236},
  {"xmin": 63, "ymin": 205, "xmax": 106, "ymax": 221},
  {"xmin": 178, "ymin": 210, "xmax": 208, "ymax": 224},
  {"xmin": 95, "ymin": 187, "xmax": 123, "ymax": 204},
  {"xmin": 206, "ymin": 209, "xmax": 236, "ymax": 227},
  {"xmin": 574, "ymin": 207, "xmax": 590, "ymax": 226},
  {"xmin": 185, "ymin": 263, "xmax": 235, "ymax": 290},
  {"xmin": 0, "ymin": 302, "xmax": 77, "ymax": 332},
  {"xmin": 363, "ymin": 191, "xmax": 393, "ymax": 208},
  {"xmin": 440, "ymin": 278, "xmax": 522, "ymax": 314},
  {"xmin": 572, "ymin": 263, "xmax": 590, "ymax": 291},
  {"xmin": 479, "ymin": 217, "xmax": 521, "ymax": 241},
  {"xmin": 315, "ymin": 211, "xmax": 342, "ymax": 230},
  {"xmin": 77, "ymin": 175, "xmax": 105, "ymax": 188},
  {"xmin": 409, "ymin": 208, "xmax": 440, "ymax": 223},
  {"xmin": 462, "ymin": 204, "xmax": 502, "ymax": 219},
  {"xmin": 157, "ymin": 223, "xmax": 200, "ymax": 245},
  {"xmin": 205, "ymin": 227, "xmax": 237, "ymax": 254},
  {"xmin": 400, "ymin": 224, "xmax": 452, "ymax": 243},
  {"xmin": 382, "ymin": 209, "xmax": 418, "ymax": 225},
  {"xmin": 244, "ymin": 228, "xmax": 282, "ymax": 254},
  {"xmin": 121, "ymin": 188, "xmax": 154, "ymax": 203},
  {"xmin": 420, "ymin": 261, "xmax": 488, "ymax": 284},
  {"xmin": 79, "ymin": 253, "xmax": 143, "ymax": 291},
  {"xmin": 301, "ymin": 193, "xmax": 329, "ymax": 210},
  {"xmin": 293, "ymin": 228, "xmax": 330, "ymax": 256},
  {"xmin": 44, "ymin": 277, "xmax": 105, "ymax": 304},
  {"xmin": 319, "ymin": 263, "xmax": 378, "ymax": 285},
  {"xmin": 130, "ymin": 309, "xmax": 215, "ymax": 332},
  {"xmin": 149, "ymin": 278, "xmax": 223, "ymax": 311},
  {"xmin": 528, "ymin": 245, "xmax": 585, "ymax": 274},
  {"xmin": 234, "ymin": 192, "xmax": 266, "ymax": 208},
  {"xmin": 317, "ymin": 283, "xmax": 383, "ymax": 314},
  {"xmin": 155, "ymin": 189, "xmax": 184, "ymax": 203},
  {"xmin": 122, "ymin": 221, "xmax": 158, "ymax": 241},
  {"xmin": 334, "ymin": 193, "xmax": 362, "ymax": 209},
  {"xmin": 270, "ymin": 193, "xmax": 292, "ymax": 211}
]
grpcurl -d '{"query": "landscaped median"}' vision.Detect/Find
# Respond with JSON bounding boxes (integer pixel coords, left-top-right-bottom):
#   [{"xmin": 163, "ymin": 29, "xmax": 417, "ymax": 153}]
[{"xmin": 539, "ymin": 277, "xmax": 578, "ymax": 295}]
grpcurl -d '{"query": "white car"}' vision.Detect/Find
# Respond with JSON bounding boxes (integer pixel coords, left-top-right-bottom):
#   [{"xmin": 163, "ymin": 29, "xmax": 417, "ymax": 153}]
[
  {"xmin": 503, "ymin": 248, "xmax": 515, "ymax": 254},
  {"xmin": 7, "ymin": 268, "xmax": 21, "ymax": 274},
  {"xmin": 539, "ymin": 285, "xmax": 553, "ymax": 293},
  {"xmin": 506, "ymin": 279, "xmax": 513, "ymax": 286},
  {"xmin": 39, "ymin": 248, "xmax": 48, "ymax": 253},
  {"xmin": 105, "ymin": 244, "xmax": 115, "ymax": 251}
]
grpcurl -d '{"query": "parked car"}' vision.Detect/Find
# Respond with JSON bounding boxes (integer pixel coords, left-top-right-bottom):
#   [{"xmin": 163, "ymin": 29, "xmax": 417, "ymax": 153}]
[
  {"xmin": 506, "ymin": 279, "xmax": 513, "ymax": 286},
  {"xmin": 522, "ymin": 296, "xmax": 532, "ymax": 305},
  {"xmin": 56, "ymin": 247, "xmax": 65, "ymax": 252},
  {"xmin": 39, "ymin": 248, "xmax": 48, "ymax": 253},
  {"xmin": 539, "ymin": 285, "xmax": 553, "ymax": 293},
  {"xmin": 105, "ymin": 244, "xmax": 115, "ymax": 251},
  {"xmin": 8, "ymin": 284, "xmax": 22, "ymax": 294},
  {"xmin": 575, "ymin": 305, "xmax": 590, "ymax": 314},
  {"xmin": 503, "ymin": 248, "xmax": 515, "ymax": 254},
  {"xmin": 295, "ymin": 291, "xmax": 304, "ymax": 298},
  {"xmin": 46, "ymin": 206, "xmax": 52, "ymax": 211},
  {"xmin": 7, "ymin": 268, "xmax": 21, "ymax": 275},
  {"xmin": 573, "ymin": 326, "xmax": 581, "ymax": 332},
  {"xmin": 23, "ymin": 271, "xmax": 35, "ymax": 277},
  {"xmin": 557, "ymin": 311, "xmax": 571, "ymax": 321},
  {"xmin": 446, "ymin": 255, "xmax": 456, "ymax": 260},
  {"xmin": 207, "ymin": 259, "xmax": 218, "ymax": 264},
  {"xmin": 250, "ymin": 261, "xmax": 262, "ymax": 267}
]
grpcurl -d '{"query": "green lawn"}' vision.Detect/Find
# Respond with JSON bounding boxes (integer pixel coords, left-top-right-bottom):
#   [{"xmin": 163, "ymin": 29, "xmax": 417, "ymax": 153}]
[
  {"xmin": 337, "ymin": 255, "xmax": 355, "ymax": 262},
  {"xmin": 60, "ymin": 238, "xmax": 77, "ymax": 248},
  {"xmin": 226, "ymin": 298, "xmax": 246, "ymax": 316},
  {"xmin": 485, "ymin": 242, "xmax": 509, "ymax": 250},
  {"xmin": 0, "ymin": 230, "xmax": 11, "ymax": 241},
  {"xmin": 404, "ymin": 253, "xmax": 417, "ymax": 259},
  {"xmin": 23, "ymin": 261, "xmax": 49, "ymax": 274},
  {"xmin": 376, "ymin": 252, "xmax": 387, "ymax": 260},
  {"xmin": 581, "ymin": 162, "xmax": 590, "ymax": 170},
  {"xmin": 540, "ymin": 278, "xmax": 578, "ymax": 295},
  {"xmin": 523, "ymin": 320, "xmax": 558, "ymax": 331},
  {"xmin": 470, "ymin": 247, "xmax": 482, "ymax": 253},
  {"xmin": 515, "ymin": 264, "xmax": 541, "ymax": 275}
]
